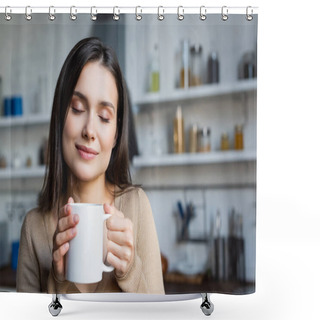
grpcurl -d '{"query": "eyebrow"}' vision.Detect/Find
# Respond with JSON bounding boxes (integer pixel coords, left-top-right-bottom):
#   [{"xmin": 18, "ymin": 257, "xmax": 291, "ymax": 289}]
[{"xmin": 73, "ymin": 90, "xmax": 115, "ymax": 113}]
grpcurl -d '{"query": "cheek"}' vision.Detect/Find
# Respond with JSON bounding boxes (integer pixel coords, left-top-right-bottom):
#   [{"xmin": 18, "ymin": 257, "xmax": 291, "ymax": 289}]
[
  {"xmin": 101, "ymin": 126, "xmax": 117, "ymax": 152},
  {"xmin": 62, "ymin": 116, "xmax": 76, "ymax": 157},
  {"xmin": 63, "ymin": 113, "xmax": 79, "ymax": 140}
]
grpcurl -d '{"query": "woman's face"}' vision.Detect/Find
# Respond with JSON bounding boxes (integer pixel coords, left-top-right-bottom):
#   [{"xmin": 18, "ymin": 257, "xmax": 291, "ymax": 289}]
[{"xmin": 62, "ymin": 61, "xmax": 118, "ymax": 184}]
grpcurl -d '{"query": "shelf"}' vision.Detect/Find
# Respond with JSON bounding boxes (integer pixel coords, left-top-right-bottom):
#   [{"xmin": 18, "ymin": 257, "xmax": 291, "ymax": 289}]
[
  {"xmin": 132, "ymin": 149, "xmax": 256, "ymax": 168},
  {"xmin": 0, "ymin": 166, "xmax": 46, "ymax": 179},
  {"xmin": 0, "ymin": 114, "xmax": 50, "ymax": 128},
  {"xmin": 134, "ymin": 79, "xmax": 257, "ymax": 108}
]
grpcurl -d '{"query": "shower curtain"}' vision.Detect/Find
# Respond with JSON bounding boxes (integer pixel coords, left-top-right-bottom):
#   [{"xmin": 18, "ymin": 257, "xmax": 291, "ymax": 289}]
[{"xmin": 0, "ymin": 7, "xmax": 257, "ymax": 296}]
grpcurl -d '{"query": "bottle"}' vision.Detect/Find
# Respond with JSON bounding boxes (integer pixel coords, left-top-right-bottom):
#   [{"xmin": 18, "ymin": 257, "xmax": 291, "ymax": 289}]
[
  {"xmin": 234, "ymin": 125, "xmax": 244, "ymax": 150},
  {"xmin": 198, "ymin": 127, "xmax": 211, "ymax": 152},
  {"xmin": 243, "ymin": 52, "xmax": 256, "ymax": 79},
  {"xmin": 189, "ymin": 123, "xmax": 198, "ymax": 153},
  {"xmin": 173, "ymin": 105, "xmax": 185, "ymax": 153},
  {"xmin": 180, "ymin": 40, "xmax": 190, "ymax": 88},
  {"xmin": 220, "ymin": 133, "xmax": 230, "ymax": 151},
  {"xmin": 208, "ymin": 52, "xmax": 219, "ymax": 84},
  {"xmin": 150, "ymin": 44, "xmax": 160, "ymax": 92},
  {"xmin": 190, "ymin": 44, "xmax": 203, "ymax": 86}
]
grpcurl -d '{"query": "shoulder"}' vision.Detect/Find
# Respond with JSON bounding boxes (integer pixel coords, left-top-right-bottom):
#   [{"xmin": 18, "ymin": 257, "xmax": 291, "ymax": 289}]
[
  {"xmin": 21, "ymin": 207, "xmax": 47, "ymax": 236},
  {"xmin": 117, "ymin": 187, "xmax": 152, "ymax": 219},
  {"xmin": 119, "ymin": 187, "xmax": 150, "ymax": 207},
  {"xmin": 23, "ymin": 208, "xmax": 42, "ymax": 226}
]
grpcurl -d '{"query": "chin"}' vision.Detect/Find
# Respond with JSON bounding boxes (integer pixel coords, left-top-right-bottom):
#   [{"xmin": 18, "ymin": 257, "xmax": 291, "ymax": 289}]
[{"xmin": 71, "ymin": 167, "xmax": 106, "ymax": 184}]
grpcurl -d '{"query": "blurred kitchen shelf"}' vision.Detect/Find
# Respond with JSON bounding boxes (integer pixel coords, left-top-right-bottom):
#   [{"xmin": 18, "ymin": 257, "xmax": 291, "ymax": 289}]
[
  {"xmin": 0, "ymin": 114, "xmax": 50, "ymax": 128},
  {"xmin": 134, "ymin": 79, "xmax": 257, "ymax": 108},
  {"xmin": 0, "ymin": 166, "xmax": 46, "ymax": 179},
  {"xmin": 132, "ymin": 149, "xmax": 256, "ymax": 168}
]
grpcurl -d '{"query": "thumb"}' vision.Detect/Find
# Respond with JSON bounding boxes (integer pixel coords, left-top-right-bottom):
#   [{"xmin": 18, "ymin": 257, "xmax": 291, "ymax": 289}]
[{"xmin": 103, "ymin": 203, "xmax": 115, "ymax": 215}]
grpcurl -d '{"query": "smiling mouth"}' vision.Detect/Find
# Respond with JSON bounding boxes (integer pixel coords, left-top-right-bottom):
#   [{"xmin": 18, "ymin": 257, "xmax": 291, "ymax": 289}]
[{"xmin": 76, "ymin": 144, "xmax": 98, "ymax": 160}]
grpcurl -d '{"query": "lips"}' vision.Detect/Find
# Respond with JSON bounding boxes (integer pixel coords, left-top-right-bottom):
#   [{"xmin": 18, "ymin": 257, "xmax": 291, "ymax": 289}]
[{"xmin": 76, "ymin": 144, "xmax": 98, "ymax": 160}]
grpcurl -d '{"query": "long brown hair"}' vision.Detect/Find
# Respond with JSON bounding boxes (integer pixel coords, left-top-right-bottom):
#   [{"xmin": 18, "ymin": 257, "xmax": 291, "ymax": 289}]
[{"xmin": 38, "ymin": 37, "xmax": 132, "ymax": 213}]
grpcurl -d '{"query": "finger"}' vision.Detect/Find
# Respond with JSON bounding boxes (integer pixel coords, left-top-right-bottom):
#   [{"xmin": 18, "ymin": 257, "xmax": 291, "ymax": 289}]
[
  {"xmin": 52, "ymin": 242, "xmax": 69, "ymax": 263},
  {"xmin": 107, "ymin": 230, "xmax": 133, "ymax": 247},
  {"xmin": 59, "ymin": 197, "xmax": 75, "ymax": 219},
  {"xmin": 59, "ymin": 203, "xmax": 71, "ymax": 219},
  {"xmin": 68, "ymin": 197, "xmax": 74, "ymax": 204},
  {"xmin": 107, "ymin": 215, "xmax": 132, "ymax": 232},
  {"xmin": 107, "ymin": 240, "xmax": 133, "ymax": 263},
  {"xmin": 106, "ymin": 251, "xmax": 129, "ymax": 277},
  {"xmin": 104, "ymin": 204, "xmax": 124, "ymax": 218},
  {"xmin": 58, "ymin": 213, "xmax": 79, "ymax": 232},
  {"xmin": 55, "ymin": 227, "xmax": 77, "ymax": 247}
]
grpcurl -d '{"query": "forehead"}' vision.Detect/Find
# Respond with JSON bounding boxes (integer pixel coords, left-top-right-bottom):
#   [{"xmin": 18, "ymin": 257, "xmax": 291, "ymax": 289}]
[{"xmin": 75, "ymin": 61, "xmax": 118, "ymax": 108}]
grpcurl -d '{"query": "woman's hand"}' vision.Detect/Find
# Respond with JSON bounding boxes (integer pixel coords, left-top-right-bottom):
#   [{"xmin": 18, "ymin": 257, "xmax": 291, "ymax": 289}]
[
  {"xmin": 52, "ymin": 197, "xmax": 79, "ymax": 282},
  {"xmin": 104, "ymin": 204, "xmax": 134, "ymax": 278}
]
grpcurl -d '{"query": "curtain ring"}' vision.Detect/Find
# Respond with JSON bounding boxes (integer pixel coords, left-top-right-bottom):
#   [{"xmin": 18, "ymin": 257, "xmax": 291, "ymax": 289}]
[
  {"xmin": 157, "ymin": 6, "xmax": 164, "ymax": 21},
  {"xmin": 90, "ymin": 6, "xmax": 97, "ymax": 21},
  {"xmin": 177, "ymin": 6, "xmax": 184, "ymax": 21},
  {"xmin": 246, "ymin": 6, "xmax": 253, "ymax": 21},
  {"xmin": 48, "ymin": 6, "xmax": 56, "ymax": 21},
  {"xmin": 135, "ymin": 6, "xmax": 142, "ymax": 21},
  {"xmin": 221, "ymin": 6, "xmax": 228, "ymax": 21},
  {"xmin": 25, "ymin": 6, "xmax": 32, "ymax": 21},
  {"xmin": 113, "ymin": 6, "xmax": 120, "ymax": 21},
  {"xmin": 5, "ymin": 6, "xmax": 12, "ymax": 21},
  {"xmin": 200, "ymin": 6, "xmax": 207, "ymax": 21},
  {"xmin": 70, "ymin": 6, "xmax": 77, "ymax": 21}
]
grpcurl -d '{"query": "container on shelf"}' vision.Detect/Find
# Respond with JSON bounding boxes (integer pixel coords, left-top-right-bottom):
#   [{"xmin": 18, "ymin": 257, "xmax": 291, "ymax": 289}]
[
  {"xmin": 198, "ymin": 127, "xmax": 211, "ymax": 153},
  {"xmin": 149, "ymin": 44, "xmax": 160, "ymax": 93},
  {"xmin": 220, "ymin": 133, "xmax": 230, "ymax": 151},
  {"xmin": 190, "ymin": 44, "xmax": 203, "ymax": 87},
  {"xmin": 208, "ymin": 51, "xmax": 219, "ymax": 84},
  {"xmin": 179, "ymin": 40, "xmax": 190, "ymax": 89},
  {"xmin": 234, "ymin": 125, "xmax": 244, "ymax": 150},
  {"xmin": 189, "ymin": 124, "xmax": 198, "ymax": 153},
  {"xmin": 173, "ymin": 105, "xmax": 185, "ymax": 154}
]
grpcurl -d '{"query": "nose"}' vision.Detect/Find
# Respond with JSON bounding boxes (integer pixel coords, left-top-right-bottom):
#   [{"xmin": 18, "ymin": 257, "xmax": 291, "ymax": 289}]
[{"xmin": 82, "ymin": 114, "xmax": 96, "ymax": 141}]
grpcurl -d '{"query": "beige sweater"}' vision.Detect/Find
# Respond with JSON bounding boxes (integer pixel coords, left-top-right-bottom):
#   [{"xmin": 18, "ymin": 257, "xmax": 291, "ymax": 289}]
[{"xmin": 16, "ymin": 187, "xmax": 164, "ymax": 294}]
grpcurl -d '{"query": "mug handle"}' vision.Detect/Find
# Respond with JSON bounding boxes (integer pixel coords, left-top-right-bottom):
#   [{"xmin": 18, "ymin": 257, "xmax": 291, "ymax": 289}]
[{"xmin": 101, "ymin": 214, "xmax": 114, "ymax": 272}]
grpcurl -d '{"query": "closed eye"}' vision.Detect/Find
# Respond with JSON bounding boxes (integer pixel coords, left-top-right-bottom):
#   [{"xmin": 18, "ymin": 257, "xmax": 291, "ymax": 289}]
[
  {"xmin": 99, "ymin": 116, "xmax": 110, "ymax": 123},
  {"xmin": 71, "ymin": 107, "xmax": 84, "ymax": 114}
]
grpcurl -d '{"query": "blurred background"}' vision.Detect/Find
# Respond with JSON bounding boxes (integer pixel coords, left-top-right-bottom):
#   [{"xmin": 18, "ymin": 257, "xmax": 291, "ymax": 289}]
[{"xmin": 0, "ymin": 13, "xmax": 257, "ymax": 294}]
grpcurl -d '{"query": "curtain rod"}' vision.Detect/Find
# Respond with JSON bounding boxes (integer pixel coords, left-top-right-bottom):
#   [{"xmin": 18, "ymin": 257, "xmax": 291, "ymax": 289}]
[{"xmin": 0, "ymin": 6, "xmax": 258, "ymax": 22}]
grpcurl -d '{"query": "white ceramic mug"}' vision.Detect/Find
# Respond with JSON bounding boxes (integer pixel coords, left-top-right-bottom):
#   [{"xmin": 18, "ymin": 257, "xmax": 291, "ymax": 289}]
[{"xmin": 66, "ymin": 203, "xmax": 114, "ymax": 283}]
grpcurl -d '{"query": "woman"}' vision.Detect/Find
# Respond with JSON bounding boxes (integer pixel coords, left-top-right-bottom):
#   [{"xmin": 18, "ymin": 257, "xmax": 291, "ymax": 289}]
[{"xmin": 16, "ymin": 37, "xmax": 164, "ymax": 294}]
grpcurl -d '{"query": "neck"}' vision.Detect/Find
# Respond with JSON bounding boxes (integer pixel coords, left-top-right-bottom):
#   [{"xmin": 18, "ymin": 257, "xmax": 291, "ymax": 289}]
[{"xmin": 67, "ymin": 175, "xmax": 114, "ymax": 205}]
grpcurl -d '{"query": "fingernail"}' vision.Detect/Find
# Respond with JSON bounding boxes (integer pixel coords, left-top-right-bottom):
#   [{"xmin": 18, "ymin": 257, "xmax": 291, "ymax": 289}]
[{"xmin": 73, "ymin": 214, "xmax": 79, "ymax": 223}]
